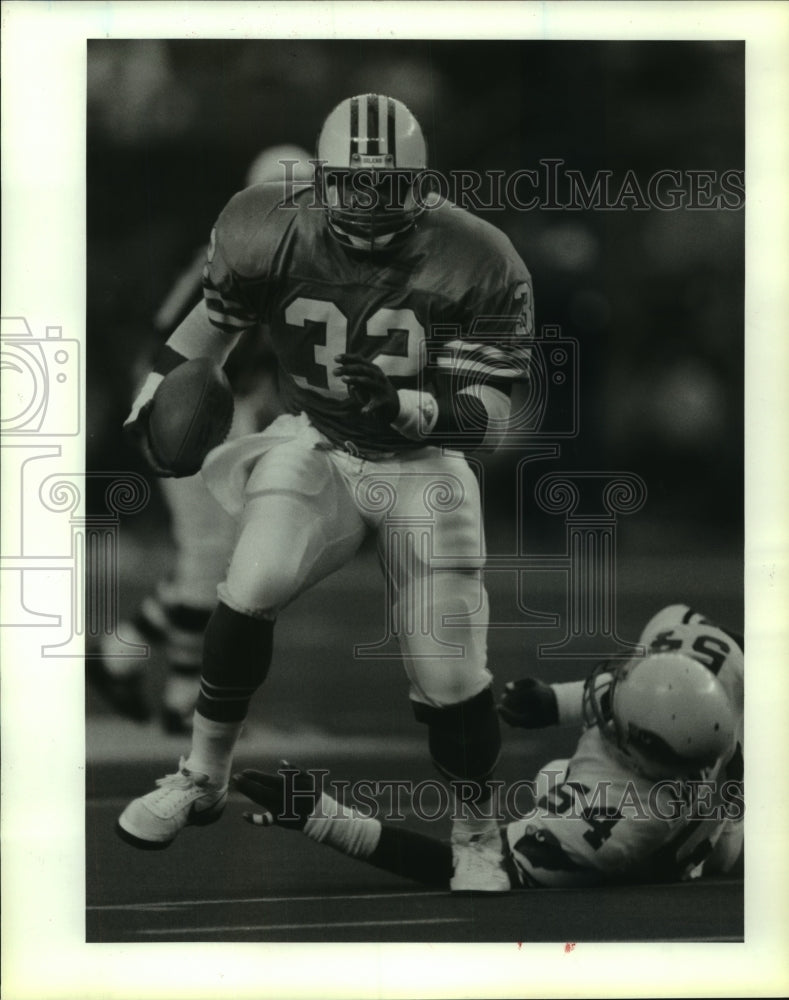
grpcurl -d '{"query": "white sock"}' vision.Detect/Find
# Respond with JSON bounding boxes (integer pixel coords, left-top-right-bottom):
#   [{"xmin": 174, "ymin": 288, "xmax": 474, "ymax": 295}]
[
  {"xmin": 303, "ymin": 793, "xmax": 382, "ymax": 859},
  {"xmin": 185, "ymin": 713, "xmax": 244, "ymax": 787}
]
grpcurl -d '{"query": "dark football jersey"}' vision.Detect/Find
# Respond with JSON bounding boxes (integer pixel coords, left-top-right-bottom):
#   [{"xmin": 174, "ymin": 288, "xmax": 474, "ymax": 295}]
[
  {"xmin": 152, "ymin": 245, "xmax": 277, "ymax": 398},
  {"xmin": 203, "ymin": 182, "xmax": 534, "ymax": 453}
]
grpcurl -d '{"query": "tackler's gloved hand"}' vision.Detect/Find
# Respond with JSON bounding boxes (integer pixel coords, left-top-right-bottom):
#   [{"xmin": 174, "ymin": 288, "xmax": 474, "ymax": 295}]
[
  {"xmin": 497, "ymin": 677, "xmax": 559, "ymax": 729},
  {"xmin": 233, "ymin": 763, "xmax": 322, "ymax": 831}
]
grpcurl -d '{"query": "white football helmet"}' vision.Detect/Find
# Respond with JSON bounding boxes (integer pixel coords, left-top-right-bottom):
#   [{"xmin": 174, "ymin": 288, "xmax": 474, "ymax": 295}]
[
  {"xmin": 582, "ymin": 652, "xmax": 736, "ymax": 780},
  {"xmin": 315, "ymin": 93, "xmax": 428, "ymax": 250}
]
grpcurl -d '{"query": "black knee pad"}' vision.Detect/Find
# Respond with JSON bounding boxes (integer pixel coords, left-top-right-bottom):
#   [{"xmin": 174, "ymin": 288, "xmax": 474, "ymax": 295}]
[
  {"xmin": 412, "ymin": 686, "xmax": 501, "ymax": 784},
  {"xmin": 201, "ymin": 601, "xmax": 275, "ymax": 691}
]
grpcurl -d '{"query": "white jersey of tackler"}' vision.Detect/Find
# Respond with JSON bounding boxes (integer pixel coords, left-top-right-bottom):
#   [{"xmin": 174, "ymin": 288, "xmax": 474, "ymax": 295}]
[{"xmin": 506, "ymin": 604, "xmax": 743, "ymax": 887}]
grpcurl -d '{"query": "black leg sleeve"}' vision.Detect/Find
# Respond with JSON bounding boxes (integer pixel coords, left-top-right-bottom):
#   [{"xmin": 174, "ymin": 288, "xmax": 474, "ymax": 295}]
[
  {"xmin": 412, "ymin": 686, "xmax": 501, "ymax": 784},
  {"xmin": 367, "ymin": 824, "xmax": 454, "ymax": 888},
  {"xmin": 196, "ymin": 601, "xmax": 275, "ymax": 722}
]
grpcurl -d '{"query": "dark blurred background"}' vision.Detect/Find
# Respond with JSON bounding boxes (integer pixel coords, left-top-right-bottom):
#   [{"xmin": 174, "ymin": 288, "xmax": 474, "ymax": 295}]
[
  {"xmin": 84, "ymin": 41, "xmax": 745, "ymax": 925},
  {"xmin": 86, "ymin": 38, "xmax": 744, "ymax": 570}
]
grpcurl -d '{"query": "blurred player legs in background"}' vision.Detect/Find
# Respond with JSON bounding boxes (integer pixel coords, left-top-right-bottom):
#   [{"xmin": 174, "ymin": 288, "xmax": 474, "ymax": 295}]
[
  {"xmin": 88, "ymin": 410, "xmax": 248, "ymax": 732},
  {"xmin": 87, "ymin": 146, "xmax": 312, "ymax": 732}
]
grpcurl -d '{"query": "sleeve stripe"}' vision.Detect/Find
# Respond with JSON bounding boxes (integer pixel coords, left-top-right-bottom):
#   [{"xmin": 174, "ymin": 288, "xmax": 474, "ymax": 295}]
[
  {"xmin": 202, "ymin": 272, "xmax": 258, "ymax": 332},
  {"xmin": 203, "ymin": 290, "xmax": 253, "ymax": 318},
  {"xmin": 436, "ymin": 357, "xmax": 528, "ymax": 379},
  {"xmin": 445, "ymin": 338, "xmax": 524, "ymax": 355},
  {"xmin": 205, "ymin": 310, "xmax": 255, "ymax": 333},
  {"xmin": 165, "ymin": 298, "xmax": 243, "ymax": 364},
  {"xmin": 436, "ymin": 340, "xmax": 533, "ymax": 379},
  {"xmin": 204, "ymin": 295, "xmax": 256, "ymax": 323},
  {"xmin": 444, "ymin": 339, "xmax": 532, "ymax": 359}
]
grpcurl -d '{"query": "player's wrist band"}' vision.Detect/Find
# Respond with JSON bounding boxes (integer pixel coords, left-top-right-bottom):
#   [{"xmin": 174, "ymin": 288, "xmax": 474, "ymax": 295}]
[
  {"xmin": 551, "ymin": 680, "xmax": 587, "ymax": 726},
  {"xmin": 390, "ymin": 389, "xmax": 440, "ymax": 440}
]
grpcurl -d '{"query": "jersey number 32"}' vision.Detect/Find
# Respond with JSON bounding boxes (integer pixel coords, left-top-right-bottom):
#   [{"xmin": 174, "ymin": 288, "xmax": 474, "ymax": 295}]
[{"xmin": 285, "ymin": 296, "xmax": 425, "ymax": 398}]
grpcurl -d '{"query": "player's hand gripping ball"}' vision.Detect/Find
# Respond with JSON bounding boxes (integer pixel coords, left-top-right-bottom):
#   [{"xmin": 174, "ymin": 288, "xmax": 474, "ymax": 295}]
[{"xmin": 147, "ymin": 358, "xmax": 234, "ymax": 477}]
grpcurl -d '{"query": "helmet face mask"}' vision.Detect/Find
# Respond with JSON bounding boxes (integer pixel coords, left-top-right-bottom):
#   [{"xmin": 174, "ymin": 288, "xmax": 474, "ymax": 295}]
[
  {"xmin": 582, "ymin": 653, "xmax": 736, "ymax": 781},
  {"xmin": 582, "ymin": 660, "xmax": 619, "ymax": 745},
  {"xmin": 315, "ymin": 94, "xmax": 429, "ymax": 251},
  {"xmin": 320, "ymin": 167, "xmax": 425, "ymax": 246}
]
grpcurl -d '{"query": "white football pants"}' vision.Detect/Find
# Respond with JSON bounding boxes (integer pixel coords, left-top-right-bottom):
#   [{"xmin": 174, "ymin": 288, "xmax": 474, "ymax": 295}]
[{"xmin": 207, "ymin": 413, "xmax": 492, "ymax": 708}]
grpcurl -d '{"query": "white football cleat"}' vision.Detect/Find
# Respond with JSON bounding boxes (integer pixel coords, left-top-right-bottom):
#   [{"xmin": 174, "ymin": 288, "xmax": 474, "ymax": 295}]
[
  {"xmin": 450, "ymin": 825, "xmax": 510, "ymax": 892},
  {"xmin": 116, "ymin": 757, "xmax": 227, "ymax": 849}
]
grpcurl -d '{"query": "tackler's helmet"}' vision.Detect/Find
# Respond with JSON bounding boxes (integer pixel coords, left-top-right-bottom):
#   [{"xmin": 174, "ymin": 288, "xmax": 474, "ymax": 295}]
[
  {"xmin": 315, "ymin": 93, "xmax": 428, "ymax": 251},
  {"xmin": 582, "ymin": 653, "xmax": 736, "ymax": 780}
]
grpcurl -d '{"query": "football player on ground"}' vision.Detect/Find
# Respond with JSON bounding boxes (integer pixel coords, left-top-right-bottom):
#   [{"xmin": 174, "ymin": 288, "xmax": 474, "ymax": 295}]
[
  {"xmin": 116, "ymin": 94, "xmax": 535, "ymax": 890},
  {"xmin": 235, "ymin": 605, "xmax": 744, "ymax": 889},
  {"xmin": 88, "ymin": 146, "xmax": 311, "ymax": 733}
]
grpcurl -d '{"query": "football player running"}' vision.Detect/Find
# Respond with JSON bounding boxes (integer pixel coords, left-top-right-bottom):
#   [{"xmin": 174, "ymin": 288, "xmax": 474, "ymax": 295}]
[
  {"xmin": 117, "ymin": 94, "xmax": 534, "ymax": 890},
  {"xmin": 235, "ymin": 605, "xmax": 744, "ymax": 889}
]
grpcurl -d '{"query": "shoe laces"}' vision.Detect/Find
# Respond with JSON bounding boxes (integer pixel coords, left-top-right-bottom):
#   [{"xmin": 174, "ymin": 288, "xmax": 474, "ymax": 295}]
[
  {"xmin": 451, "ymin": 823, "xmax": 500, "ymax": 849},
  {"xmin": 463, "ymin": 835, "xmax": 500, "ymax": 860},
  {"xmin": 153, "ymin": 757, "xmax": 209, "ymax": 794}
]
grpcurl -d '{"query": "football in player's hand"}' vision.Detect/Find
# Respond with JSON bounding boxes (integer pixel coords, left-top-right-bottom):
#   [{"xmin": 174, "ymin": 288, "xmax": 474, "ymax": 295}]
[{"xmin": 147, "ymin": 358, "xmax": 234, "ymax": 476}]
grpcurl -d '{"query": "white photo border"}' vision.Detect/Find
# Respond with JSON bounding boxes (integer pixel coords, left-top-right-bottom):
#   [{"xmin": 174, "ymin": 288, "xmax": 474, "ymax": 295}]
[{"xmin": 2, "ymin": 2, "xmax": 788, "ymax": 998}]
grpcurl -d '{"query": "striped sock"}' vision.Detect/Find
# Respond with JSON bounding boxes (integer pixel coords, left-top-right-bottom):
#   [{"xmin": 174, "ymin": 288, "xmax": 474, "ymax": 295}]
[
  {"xmin": 195, "ymin": 602, "xmax": 274, "ymax": 722},
  {"xmin": 196, "ymin": 675, "xmax": 260, "ymax": 722}
]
